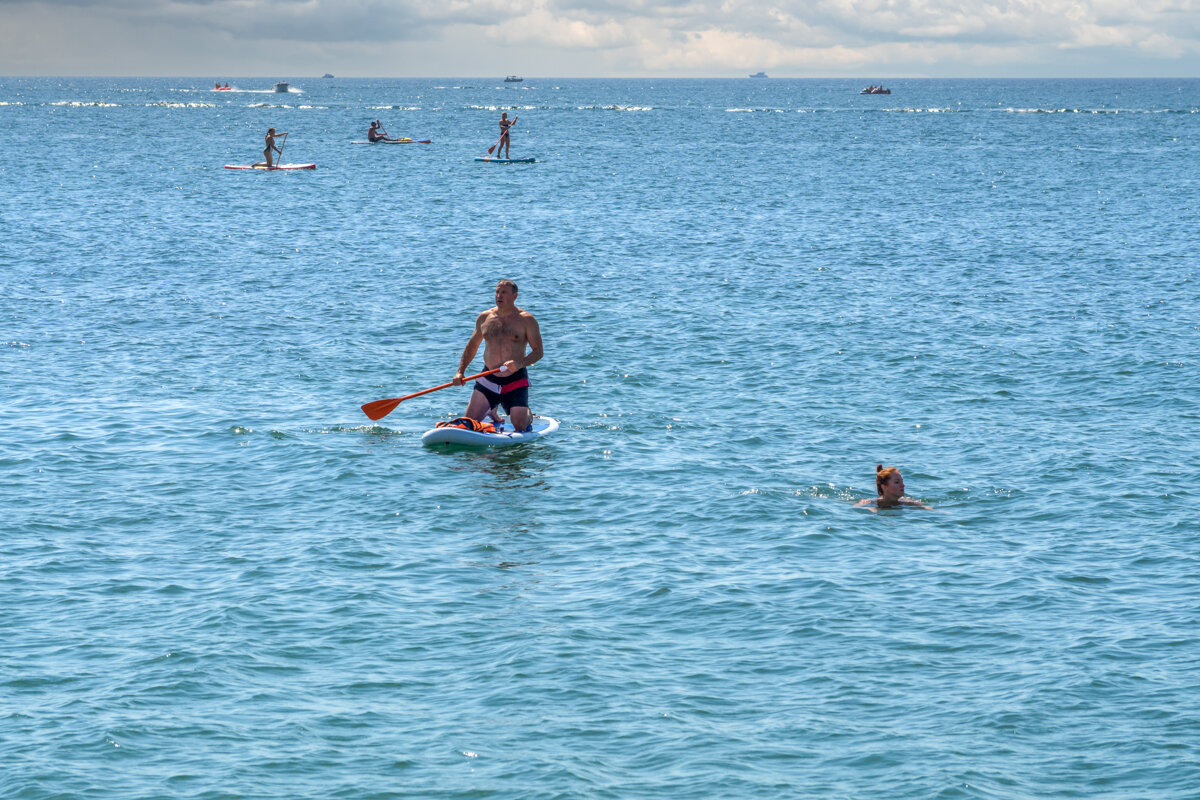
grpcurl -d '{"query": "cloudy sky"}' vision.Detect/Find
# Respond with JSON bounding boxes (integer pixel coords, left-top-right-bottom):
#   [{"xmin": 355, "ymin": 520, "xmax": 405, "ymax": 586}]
[{"xmin": 1, "ymin": 0, "xmax": 1198, "ymax": 77}]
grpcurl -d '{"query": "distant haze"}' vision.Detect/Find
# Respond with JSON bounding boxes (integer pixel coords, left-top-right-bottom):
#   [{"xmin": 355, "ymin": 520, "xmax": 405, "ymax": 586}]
[{"xmin": 1, "ymin": 0, "xmax": 1198, "ymax": 77}]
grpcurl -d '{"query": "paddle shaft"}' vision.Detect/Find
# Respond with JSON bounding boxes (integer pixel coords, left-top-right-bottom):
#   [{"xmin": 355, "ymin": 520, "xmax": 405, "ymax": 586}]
[
  {"xmin": 275, "ymin": 132, "xmax": 287, "ymax": 166},
  {"xmin": 488, "ymin": 116, "xmax": 517, "ymax": 155},
  {"xmin": 361, "ymin": 368, "xmax": 503, "ymax": 421}
]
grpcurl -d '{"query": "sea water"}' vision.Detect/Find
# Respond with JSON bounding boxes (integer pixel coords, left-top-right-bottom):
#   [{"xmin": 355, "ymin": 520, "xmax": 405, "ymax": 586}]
[{"xmin": 2, "ymin": 77, "xmax": 1199, "ymax": 799}]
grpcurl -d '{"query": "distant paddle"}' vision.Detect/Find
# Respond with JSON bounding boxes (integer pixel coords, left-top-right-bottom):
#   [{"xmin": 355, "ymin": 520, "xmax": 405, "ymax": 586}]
[
  {"xmin": 274, "ymin": 132, "xmax": 288, "ymax": 167},
  {"xmin": 361, "ymin": 368, "xmax": 503, "ymax": 421},
  {"xmin": 487, "ymin": 115, "xmax": 517, "ymax": 155}
]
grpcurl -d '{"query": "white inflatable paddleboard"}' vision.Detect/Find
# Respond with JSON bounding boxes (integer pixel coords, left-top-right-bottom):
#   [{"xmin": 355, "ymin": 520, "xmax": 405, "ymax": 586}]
[
  {"xmin": 421, "ymin": 415, "xmax": 559, "ymax": 447},
  {"xmin": 351, "ymin": 139, "xmax": 431, "ymax": 144},
  {"xmin": 224, "ymin": 163, "xmax": 316, "ymax": 170}
]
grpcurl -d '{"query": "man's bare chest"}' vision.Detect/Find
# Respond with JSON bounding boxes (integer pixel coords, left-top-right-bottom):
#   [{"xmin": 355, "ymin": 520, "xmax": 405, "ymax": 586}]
[{"xmin": 483, "ymin": 313, "xmax": 524, "ymax": 342}]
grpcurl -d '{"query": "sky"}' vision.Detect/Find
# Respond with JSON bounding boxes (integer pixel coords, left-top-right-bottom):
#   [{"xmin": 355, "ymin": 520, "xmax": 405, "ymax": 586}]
[{"xmin": 1, "ymin": 0, "xmax": 1198, "ymax": 77}]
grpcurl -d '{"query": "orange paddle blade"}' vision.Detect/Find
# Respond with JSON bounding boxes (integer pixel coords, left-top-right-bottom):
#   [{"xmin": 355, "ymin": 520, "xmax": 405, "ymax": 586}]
[
  {"xmin": 361, "ymin": 368, "xmax": 503, "ymax": 421},
  {"xmin": 361, "ymin": 397, "xmax": 402, "ymax": 421}
]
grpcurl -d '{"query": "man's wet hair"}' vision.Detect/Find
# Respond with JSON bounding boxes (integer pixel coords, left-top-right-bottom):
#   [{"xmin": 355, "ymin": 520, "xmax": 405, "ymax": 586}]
[{"xmin": 497, "ymin": 280, "xmax": 518, "ymax": 294}]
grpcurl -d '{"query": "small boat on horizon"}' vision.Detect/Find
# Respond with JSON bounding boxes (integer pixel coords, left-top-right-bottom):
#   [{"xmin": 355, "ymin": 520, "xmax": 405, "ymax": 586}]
[
  {"xmin": 860, "ymin": 85, "xmax": 891, "ymax": 94},
  {"xmin": 750, "ymin": 71, "xmax": 768, "ymax": 78},
  {"xmin": 323, "ymin": 73, "xmax": 334, "ymax": 79},
  {"xmin": 274, "ymin": 81, "xmax": 290, "ymax": 93},
  {"xmin": 504, "ymin": 75, "xmax": 523, "ymax": 82}
]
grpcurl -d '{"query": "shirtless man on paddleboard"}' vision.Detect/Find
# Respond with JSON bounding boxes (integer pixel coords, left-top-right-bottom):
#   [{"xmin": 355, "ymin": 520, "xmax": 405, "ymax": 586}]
[{"xmin": 452, "ymin": 280, "xmax": 543, "ymax": 432}]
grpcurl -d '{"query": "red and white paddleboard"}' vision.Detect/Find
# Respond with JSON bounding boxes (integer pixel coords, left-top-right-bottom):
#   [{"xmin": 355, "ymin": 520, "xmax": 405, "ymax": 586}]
[{"xmin": 224, "ymin": 163, "xmax": 316, "ymax": 170}]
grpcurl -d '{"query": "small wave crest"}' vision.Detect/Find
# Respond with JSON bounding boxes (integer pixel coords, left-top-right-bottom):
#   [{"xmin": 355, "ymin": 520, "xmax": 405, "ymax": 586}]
[{"xmin": 1005, "ymin": 107, "xmax": 1121, "ymax": 114}]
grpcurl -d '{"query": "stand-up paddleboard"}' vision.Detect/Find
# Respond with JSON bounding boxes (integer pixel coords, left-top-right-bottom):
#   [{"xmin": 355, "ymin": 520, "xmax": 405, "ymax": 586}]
[
  {"xmin": 475, "ymin": 156, "xmax": 536, "ymax": 164},
  {"xmin": 422, "ymin": 415, "xmax": 558, "ymax": 447},
  {"xmin": 224, "ymin": 163, "xmax": 316, "ymax": 170},
  {"xmin": 352, "ymin": 139, "xmax": 431, "ymax": 144}
]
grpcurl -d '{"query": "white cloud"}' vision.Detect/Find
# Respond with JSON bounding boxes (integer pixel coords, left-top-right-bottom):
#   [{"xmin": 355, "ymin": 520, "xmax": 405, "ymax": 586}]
[
  {"xmin": 1, "ymin": 0, "xmax": 1198, "ymax": 74},
  {"xmin": 486, "ymin": 5, "xmax": 634, "ymax": 49}
]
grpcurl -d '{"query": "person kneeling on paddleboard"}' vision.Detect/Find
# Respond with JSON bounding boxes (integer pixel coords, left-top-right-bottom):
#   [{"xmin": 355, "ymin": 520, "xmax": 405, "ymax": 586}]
[
  {"xmin": 255, "ymin": 127, "xmax": 287, "ymax": 168},
  {"xmin": 452, "ymin": 279, "xmax": 543, "ymax": 432}
]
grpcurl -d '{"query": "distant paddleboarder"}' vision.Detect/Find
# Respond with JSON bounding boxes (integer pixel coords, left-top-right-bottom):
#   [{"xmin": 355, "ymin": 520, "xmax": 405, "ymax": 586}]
[
  {"xmin": 368, "ymin": 120, "xmax": 401, "ymax": 143},
  {"xmin": 451, "ymin": 280, "xmax": 543, "ymax": 432},
  {"xmin": 254, "ymin": 127, "xmax": 287, "ymax": 168},
  {"xmin": 497, "ymin": 112, "xmax": 514, "ymax": 158}
]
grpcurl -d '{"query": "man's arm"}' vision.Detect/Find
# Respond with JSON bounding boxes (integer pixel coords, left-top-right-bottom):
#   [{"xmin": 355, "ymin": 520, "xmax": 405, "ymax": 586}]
[
  {"xmin": 512, "ymin": 314, "xmax": 542, "ymax": 370},
  {"xmin": 453, "ymin": 313, "xmax": 486, "ymax": 384}
]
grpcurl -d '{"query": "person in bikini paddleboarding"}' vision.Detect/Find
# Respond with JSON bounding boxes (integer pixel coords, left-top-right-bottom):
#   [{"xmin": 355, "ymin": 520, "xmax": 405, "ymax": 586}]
[
  {"xmin": 255, "ymin": 127, "xmax": 287, "ymax": 168},
  {"xmin": 497, "ymin": 112, "xmax": 514, "ymax": 158},
  {"xmin": 856, "ymin": 465, "xmax": 934, "ymax": 511},
  {"xmin": 452, "ymin": 280, "xmax": 543, "ymax": 431}
]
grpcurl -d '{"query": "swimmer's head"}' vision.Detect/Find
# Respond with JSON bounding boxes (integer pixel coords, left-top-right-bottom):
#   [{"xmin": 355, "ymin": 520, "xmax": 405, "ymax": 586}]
[{"xmin": 876, "ymin": 465, "xmax": 903, "ymax": 497}]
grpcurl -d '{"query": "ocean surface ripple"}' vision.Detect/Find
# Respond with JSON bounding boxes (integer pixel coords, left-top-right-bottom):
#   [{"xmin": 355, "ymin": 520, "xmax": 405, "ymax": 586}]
[{"xmin": 2, "ymin": 77, "xmax": 1199, "ymax": 799}]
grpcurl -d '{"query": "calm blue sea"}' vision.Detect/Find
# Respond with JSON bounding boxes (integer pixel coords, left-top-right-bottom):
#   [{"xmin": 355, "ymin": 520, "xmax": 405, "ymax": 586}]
[{"xmin": 2, "ymin": 76, "xmax": 1199, "ymax": 799}]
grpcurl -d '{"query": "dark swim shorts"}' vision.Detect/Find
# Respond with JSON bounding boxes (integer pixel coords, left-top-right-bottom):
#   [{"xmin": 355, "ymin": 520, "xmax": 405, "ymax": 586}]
[{"xmin": 475, "ymin": 367, "xmax": 530, "ymax": 413}]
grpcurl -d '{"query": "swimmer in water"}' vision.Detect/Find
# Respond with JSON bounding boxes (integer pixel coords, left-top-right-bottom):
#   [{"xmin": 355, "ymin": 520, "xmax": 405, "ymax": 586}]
[{"xmin": 856, "ymin": 465, "xmax": 934, "ymax": 511}]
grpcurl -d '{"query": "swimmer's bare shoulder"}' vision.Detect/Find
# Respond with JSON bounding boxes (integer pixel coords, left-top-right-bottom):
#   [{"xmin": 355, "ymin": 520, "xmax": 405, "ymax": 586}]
[{"xmin": 854, "ymin": 497, "xmax": 939, "ymax": 512}]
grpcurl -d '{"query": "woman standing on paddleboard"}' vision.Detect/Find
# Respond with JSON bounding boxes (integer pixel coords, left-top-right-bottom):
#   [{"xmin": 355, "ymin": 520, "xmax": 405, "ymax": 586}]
[
  {"xmin": 497, "ymin": 113, "xmax": 513, "ymax": 159},
  {"xmin": 856, "ymin": 465, "xmax": 935, "ymax": 511}
]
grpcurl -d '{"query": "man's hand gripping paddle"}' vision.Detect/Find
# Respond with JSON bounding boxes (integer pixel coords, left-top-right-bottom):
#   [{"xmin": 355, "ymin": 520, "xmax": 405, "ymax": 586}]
[{"xmin": 361, "ymin": 368, "xmax": 503, "ymax": 421}]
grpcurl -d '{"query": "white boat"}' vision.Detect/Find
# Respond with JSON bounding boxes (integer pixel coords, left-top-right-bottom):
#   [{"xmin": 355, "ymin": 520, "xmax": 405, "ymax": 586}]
[
  {"xmin": 750, "ymin": 71, "xmax": 768, "ymax": 78},
  {"xmin": 274, "ymin": 82, "xmax": 289, "ymax": 92}
]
